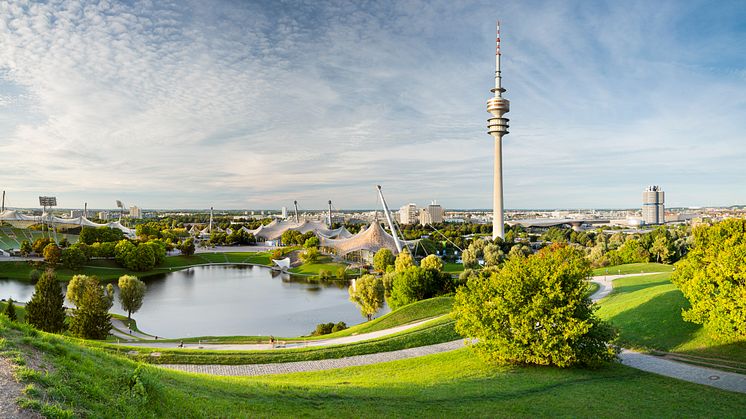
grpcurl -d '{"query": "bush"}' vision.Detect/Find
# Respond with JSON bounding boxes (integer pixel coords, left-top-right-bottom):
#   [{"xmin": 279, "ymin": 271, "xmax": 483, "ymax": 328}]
[
  {"xmin": 331, "ymin": 321, "xmax": 347, "ymax": 333},
  {"xmin": 373, "ymin": 248, "xmax": 395, "ymax": 272},
  {"xmin": 271, "ymin": 249, "xmax": 285, "ymax": 260},
  {"xmin": 180, "ymin": 238, "xmax": 196, "ymax": 256},
  {"xmin": 453, "ymin": 244, "xmax": 617, "ymax": 368},
  {"xmin": 61, "ymin": 247, "xmax": 87, "ymax": 270},
  {"xmin": 317, "ymin": 269, "xmax": 333, "ymax": 280},
  {"xmin": 672, "ymin": 219, "xmax": 746, "ymax": 340},
  {"xmin": 387, "ymin": 266, "xmax": 452, "ymax": 310},
  {"xmin": 43, "ymin": 243, "xmax": 62, "ymax": 265},
  {"xmin": 300, "ymin": 248, "xmax": 320, "ymax": 264},
  {"xmin": 4, "ymin": 298, "xmax": 17, "ymax": 321},
  {"xmin": 304, "ymin": 236, "xmax": 320, "ymax": 249},
  {"xmin": 312, "ymin": 322, "xmax": 335, "ymax": 336}
]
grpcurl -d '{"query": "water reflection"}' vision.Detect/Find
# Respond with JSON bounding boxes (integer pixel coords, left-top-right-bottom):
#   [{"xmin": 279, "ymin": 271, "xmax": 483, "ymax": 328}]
[{"xmin": 0, "ymin": 265, "xmax": 388, "ymax": 338}]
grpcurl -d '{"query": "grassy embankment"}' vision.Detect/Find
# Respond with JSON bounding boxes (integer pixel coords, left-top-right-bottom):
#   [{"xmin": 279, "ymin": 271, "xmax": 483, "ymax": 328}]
[
  {"xmin": 1, "ymin": 314, "xmax": 744, "ymax": 418},
  {"xmin": 592, "ymin": 262, "xmax": 673, "ymax": 276},
  {"xmin": 596, "ymin": 271, "xmax": 746, "ymax": 372}
]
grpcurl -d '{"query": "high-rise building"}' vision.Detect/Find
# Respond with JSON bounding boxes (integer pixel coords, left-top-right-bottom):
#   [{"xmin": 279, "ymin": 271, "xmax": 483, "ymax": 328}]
[
  {"xmin": 281, "ymin": 206, "xmax": 288, "ymax": 218},
  {"xmin": 97, "ymin": 211, "xmax": 110, "ymax": 220},
  {"xmin": 399, "ymin": 203, "xmax": 418, "ymax": 225},
  {"xmin": 642, "ymin": 186, "xmax": 665, "ymax": 224},
  {"xmin": 419, "ymin": 202, "xmax": 444, "ymax": 226},
  {"xmin": 129, "ymin": 206, "xmax": 142, "ymax": 219},
  {"xmin": 487, "ymin": 21, "xmax": 510, "ymax": 239}
]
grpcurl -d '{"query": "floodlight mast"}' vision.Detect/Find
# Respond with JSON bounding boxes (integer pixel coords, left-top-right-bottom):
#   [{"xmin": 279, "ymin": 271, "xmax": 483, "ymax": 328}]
[
  {"xmin": 1, "ymin": 190, "xmax": 5, "ymax": 212},
  {"xmin": 328, "ymin": 200, "xmax": 333, "ymax": 227},
  {"xmin": 376, "ymin": 185, "xmax": 403, "ymax": 253},
  {"xmin": 293, "ymin": 200, "xmax": 299, "ymax": 223},
  {"xmin": 209, "ymin": 207, "xmax": 214, "ymax": 234},
  {"xmin": 39, "ymin": 196, "xmax": 58, "ymax": 241}
]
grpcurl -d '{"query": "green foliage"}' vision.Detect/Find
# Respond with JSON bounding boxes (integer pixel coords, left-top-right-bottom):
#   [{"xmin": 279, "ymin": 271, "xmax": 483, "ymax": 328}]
[
  {"xmin": 420, "ymin": 254, "xmax": 444, "ymax": 272},
  {"xmin": 25, "ymin": 270, "xmax": 66, "ymax": 333},
  {"xmin": 349, "ymin": 274, "xmax": 385, "ymax": 320},
  {"xmin": 672, "ymin": 219, "xmax": 746, "ymax": 340},
  {"xmin": 4, "ymin": 297, "xmax": 17, "ymax": 321},
  {"xmin": 43, "ymin": 243, "xmax": 61, "ymax": 264},
  {"xmin": 461, "ymin": 248, "xmax": 478, "ymax": 269},
  {"xmin": 180, "ymin": 238, "xmax": 196, "ymax": 256},
  {"xmin": 300, "ymin": 247, "xmax": 320, "ymax": 264},
  {"xmin": 68, "ymin": 280, "xmax": 114, "ymax": 340},
  {"xmin": 281, "ymin": 230, "xmax": 305, "ymax": 246},
  {"xmin": 118, "ymin": 275, "xmax": 147, "ymax": 320},
  {"xmin": 303, "ymin": 236, "xmax": 320, "ymax": 249},
  {"xmin": 20, "ymin": 240, "xmax": 32, "ymax": 256},
  {"xmin": 482, "ymin": 244, "xmax": 504, "ymax": 267},
  {"xmin": 270, "ymin": 248, "xmax": 285, "ymax": 260},
  {"xmin": 388, "ymin": 266, "xmax": 453, "ymax": 310},
  {"xmin": 58, "ymin": 237, "xmax": 70, "ymax": 248},
  {"xmin": 79, "ymin": 227, "xmax": 125, "ymax": 245},
  {"xmin": 32, "ymin": 237, "xmax": 53, "ymax": 254},
  {"xmin": 453, "ymin": 244, "xmax": 617, "ymax": 367},
  {"xmin": 114, "ymin": 240, "xmax": 166, "ymax": 271},
  {"xmin": 394, "ymin": 249, "xmax": 414, "ymax": 272},
  {"xmin": 66, "ymin": 275, "xmax": 99, "ymax": 306},
  {"xmin": 372, "ymin": 248, "xmax": 395, "ymax": 272},
  {"xmin": 61, "ymin": 247, "xmax": 87, "ymax": 270}
]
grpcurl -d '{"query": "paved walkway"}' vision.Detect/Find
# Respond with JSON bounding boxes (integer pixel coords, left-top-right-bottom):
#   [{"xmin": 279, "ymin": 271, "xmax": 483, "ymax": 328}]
[
  {"xmin": 157, "ymin": 272, "xmax": 746, "ymax": 394},
  {"xmin": 121, "ymin": 318, "xmax": 437, "ymax": 350},
  {"xmin": 161, "ymin": 340, "xmax": 465, "ymax": 376}
]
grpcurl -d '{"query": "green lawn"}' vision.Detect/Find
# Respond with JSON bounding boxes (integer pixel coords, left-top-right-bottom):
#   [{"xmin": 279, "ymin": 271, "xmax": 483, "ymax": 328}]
[
  {"xmin": 593, "ymin": 262, "xmax": 673, "ymax": 276},
  {"xmin": 1, "ymin": 316, "xmax": 744, "ymax": 418},
  {"xmin": 443, "ymin": 262, "xmax": 464, "ymax": 274},
  {"xmin": 597, "ymin": 272, "xmax": 746, "ymax": 368},
  {"xmin": 289, "ymin": 256, "xmax": 347, "ymax": 275}
]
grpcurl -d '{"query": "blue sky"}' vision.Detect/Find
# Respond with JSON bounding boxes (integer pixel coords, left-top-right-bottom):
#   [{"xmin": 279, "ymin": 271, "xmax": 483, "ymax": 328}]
[{"xmin": 1, "ymin": 0, "xmax": 744, "ymax": 210}]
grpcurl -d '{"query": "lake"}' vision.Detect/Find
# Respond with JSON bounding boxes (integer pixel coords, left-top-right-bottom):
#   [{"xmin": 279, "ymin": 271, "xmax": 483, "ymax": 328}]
[{"xmin": 0, "ymin": 265, "xmax": 388, "ymax": 338}]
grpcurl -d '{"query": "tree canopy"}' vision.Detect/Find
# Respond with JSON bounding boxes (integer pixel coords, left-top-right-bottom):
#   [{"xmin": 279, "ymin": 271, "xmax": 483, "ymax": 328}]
[
  {"xmin": 26, "ymin": 270, "xmax": 66, "ymax": 333},
  {"xmin": 118, "ymin": 275, "xmax": 147, "ymax": 320},
  {"xmin": 672, "ymin": 219, "xmax": 746, "ymax": 340},
  {"xmin": 453, "ymin": 244, "xmax": 617, "ymax": 367},
  {"xmin": 348, "ymin": 274, "xmax": 385, "ymax": 321}
]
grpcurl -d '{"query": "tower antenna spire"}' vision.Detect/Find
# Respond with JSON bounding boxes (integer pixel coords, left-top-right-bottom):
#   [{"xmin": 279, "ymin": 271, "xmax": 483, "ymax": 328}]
[{"xmin": 487, "ymin": 19, "xmax": 510, "ymax": 240}]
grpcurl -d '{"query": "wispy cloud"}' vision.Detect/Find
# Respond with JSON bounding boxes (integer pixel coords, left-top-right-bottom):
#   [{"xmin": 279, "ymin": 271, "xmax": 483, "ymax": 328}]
[{"xmin": 0, "ymin": 0, "xmax": 744, "ymax": 210}]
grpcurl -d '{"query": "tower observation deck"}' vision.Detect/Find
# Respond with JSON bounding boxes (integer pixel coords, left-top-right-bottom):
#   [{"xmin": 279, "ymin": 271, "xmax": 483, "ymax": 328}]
[{"xmin": 487, "ymin": 21, "xmax": 510, "ymax": 239}]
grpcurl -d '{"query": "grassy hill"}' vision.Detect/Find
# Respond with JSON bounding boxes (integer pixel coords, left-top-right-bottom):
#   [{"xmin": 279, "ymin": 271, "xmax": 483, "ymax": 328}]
[
  {"xmin": 1, "ymin": 315, "xmax": 745, "ymax": 417},
  {"xmin": 597, "ymin": 272, "xmax": 746, "ymax": 371}
]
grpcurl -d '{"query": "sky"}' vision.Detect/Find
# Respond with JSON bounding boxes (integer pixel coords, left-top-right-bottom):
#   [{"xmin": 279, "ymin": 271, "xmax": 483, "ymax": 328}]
[{"xmin": 1, "ymin": 0, "xmax": 745, "ymax": 211}]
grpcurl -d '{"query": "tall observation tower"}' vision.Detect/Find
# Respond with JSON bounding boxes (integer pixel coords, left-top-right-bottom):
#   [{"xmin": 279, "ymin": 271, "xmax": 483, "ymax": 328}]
[{"xmin": 487, "ymin": 21, "xmax": 510, "ymax": 240}]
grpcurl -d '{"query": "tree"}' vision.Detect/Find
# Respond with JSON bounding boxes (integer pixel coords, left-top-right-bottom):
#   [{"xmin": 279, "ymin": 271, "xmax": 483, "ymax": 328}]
[
  {"xmin": 66, "ymin": 275, "xmax": 100, "ymax": 306},
  {"xmin": 180, "ymin": 238, "xmax": 196, "ymax": 256},
  {"xmin": 453, "ymin": 244, "xmax": 617, "ymax": 368},
  {"xmin": 461, "ymin": 248, "xmax": 479, "ymax": 269},
  {"xmin": 43, "ymin": 243, "xmax": 62, "ymax": 264},
  {"xmin": 58, "ymin": 237, "xmax": 70, "ymax": 248},
  {"xmin": 650, "ymin": 235, "xmax": 671, "ymax": 263},
  {"xmin": 19, "ymin": 240, "xmax": 32, "ymax": 256},
  {"xmin": 387, "ymin": 266, "xmax": 451, "ymax": 310},
  {"xmin": 300, "ymin": 247, "xmax": 320, "ymax": 264},
  {"xmin": 25, "ymin": 270, "xmax": 66, "ymax": 333},
  {"xmin": 4, "ymin": 298, "xmax": 17, "ymax": 321},
  {"xmin": 671, "ymin": 219, "xmax": 746, "ymax": 340},
  {"xmin": 304, "ymin": 236, "xmax": 320, "ymax": 249},
  {"xmin": 420, "ymin": 254, "xmax": 444, "ymax": 272},
  {"xmin": 118, "ymin": 275, "xmax": 146, "ymax": 320},
  {"xmin": 394, "ymin": 249, "xmax": 414, "ymax": 273},
  {"xmin": 348, "ymin": 274, "xmax": 385, "ymax": 320},
  {"xmin": 68, "ymin": 280, "xmax": 114, "ymax": 340},
  {"xmin": 61, "ymin": 247, "xmax": 87, "ymax": 270},
  {"xmin": 373, "ymin": 248, "xmax": 395, "ymax": 272},
  {"xmin": 483, "ymin": 244, "xmax": 504, "ymax": 267},
  {"xmin": 32, "ymin": 237, "xmax": 53, "ymax": 254}
]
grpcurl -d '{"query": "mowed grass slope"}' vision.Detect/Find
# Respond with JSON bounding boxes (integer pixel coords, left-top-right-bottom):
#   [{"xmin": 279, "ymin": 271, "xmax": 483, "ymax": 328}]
[
  {"xmin": 596, "ymin": 272, "xmax": 746, "ymax": 366},
  {"xmin": 1, "ymin": 316, "xmax": 744, "ymax": 418},
  {"xmin": 593, "ymin": 262, "xmax": 673, "ymax": 276}
]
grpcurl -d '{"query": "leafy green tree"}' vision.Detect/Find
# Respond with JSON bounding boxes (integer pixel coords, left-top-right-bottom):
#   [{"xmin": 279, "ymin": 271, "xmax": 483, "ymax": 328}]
[
  {"xmin": 25, "ymin": 270, "xmax": 66, "ymax": 333},
  {"xmin": 616, "ymin": 238, "xmax": 650, "ymax": 264},
  {"xmin": 118, "ymin": 275, "xmax": 146, "ymax": 320},
  {"xmin": 68, "ymin": 280, "xmax": 114, "ymax": 340},
  {"xmin": 304, "ymin": 236, "xmax": 320, "ymax": 249},
  {"xmin": 650, "ymin": 235, "xmax": 671, "ymax": 263},
  {"xmin": 180, "ymin": 238, "xmax": 196, "ymax": 256},
  {"xmin": 32, "ymin": 237, "xmax": 53, "ymax": 254},
  {"xmin": 61, "ymin": 247, "xmax": 87, "ymax": 270},
  {"xmin": 483, "ymin": 244, "xmax": 504, "ymax": 267},
  {"xmin": 461, "ymin": 248, "xmax": 479, "ymax": 269},
  {"xmin": 19, "ymin": 240, "xmax": 32, "ymax": 256},
  {"xmin": 58, "ymin": 237, "xmax": 70, "ymax": 248},
  {"xmin": 348, "ymin": 274, "xmax": 385, "ymax": 320},
  {"xmin": 373, "ymin": 248, "xmax": 395, "ymax": 272},
  {"xmin": 387, "ymin": 266, "xmax": 452, "ymax": 310},
  {"xmin": 420, "ymin": 254, "xmax": 444, "ymax": 272},
  {"xmin": 4, "ymin": 298, "xmax": 17, "ymax": 321},
  {"xmin": 508, "ymin": 244, "xmax": 531, "ymax": 260},
  {"xmin": 453, "ymin": 244, "xmax": 617, "ymax": 368},
  {"xmin": 300, "ymin": 247, "xmax": 320, "ymax": 264},
  {"xmin": 394, "ymin": 249, "xmax": 414, "ymax": 273},
  {"xmin": 43, "ymin": 243, "xmax": 62, "ymax": 265},
  {"xmin": 672, "ymin": 219, "xmax": 746, "ymax": 340},
  {"xmin": 66, "ymin": 275, "xmax": 99, "ymax": 306}
]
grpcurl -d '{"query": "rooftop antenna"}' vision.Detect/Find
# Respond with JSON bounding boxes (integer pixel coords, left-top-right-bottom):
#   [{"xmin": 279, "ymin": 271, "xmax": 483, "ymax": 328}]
[
  {"xmin": 376, "ymin": 185, "xmax": 403, "ymax": 253},
  {"xmin": 293, "ymin": 200, "xmax": 299, "ymax": 223}
]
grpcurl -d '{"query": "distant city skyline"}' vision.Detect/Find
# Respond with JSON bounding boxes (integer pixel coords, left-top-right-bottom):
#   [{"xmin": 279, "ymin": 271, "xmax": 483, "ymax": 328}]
[{"xmin": 1, "ymin": 1, "xmax": 745, "ymax": 210}]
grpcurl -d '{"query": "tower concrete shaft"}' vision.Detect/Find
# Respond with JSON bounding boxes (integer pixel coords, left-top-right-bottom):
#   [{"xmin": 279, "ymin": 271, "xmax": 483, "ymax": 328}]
[{"xmin": 487, "ymin": 20, "xmax": 510, "ymax": 240}]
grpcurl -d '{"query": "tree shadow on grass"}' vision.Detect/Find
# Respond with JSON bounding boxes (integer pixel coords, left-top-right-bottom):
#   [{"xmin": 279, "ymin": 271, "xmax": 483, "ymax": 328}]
[
  {"xmin": 612, "ymin": 279, "xmax": 673, "ymax": 295},
  {"xmin": 607, "ymin": 289, "xmax": 699, "ymax": 351}
]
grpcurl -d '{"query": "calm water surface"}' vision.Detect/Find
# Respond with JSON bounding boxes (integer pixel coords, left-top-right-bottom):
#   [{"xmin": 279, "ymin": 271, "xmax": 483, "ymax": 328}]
[{"xmin": 0, "ymin": 265, "xmax": 388, "ymax": 338}]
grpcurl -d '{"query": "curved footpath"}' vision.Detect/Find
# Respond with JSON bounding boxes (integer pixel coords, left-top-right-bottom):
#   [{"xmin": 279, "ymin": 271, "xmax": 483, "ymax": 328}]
[{"xmin": 157, "ymin": 274, "xmax": 746, "ymax": 394}]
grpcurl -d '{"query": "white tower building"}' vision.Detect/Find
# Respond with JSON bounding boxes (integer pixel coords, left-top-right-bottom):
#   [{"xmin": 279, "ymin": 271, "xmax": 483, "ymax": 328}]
[
  {"xmin": 642, "ymin": 186, "xmax": 665, "ymax": 225},
  {"xmin": 487, "ymin": 21, "xmax": 510, "ymax": 240}
]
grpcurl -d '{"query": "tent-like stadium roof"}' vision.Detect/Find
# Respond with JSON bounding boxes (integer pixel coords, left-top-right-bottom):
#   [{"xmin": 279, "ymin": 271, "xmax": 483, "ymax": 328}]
[
  {"xmin": 0, "ymin": 210, "xmax": 134, "ymax": 235},
  {"xmin": 319, "ymin": 222, "xmax": 415, "ymax": 256}
]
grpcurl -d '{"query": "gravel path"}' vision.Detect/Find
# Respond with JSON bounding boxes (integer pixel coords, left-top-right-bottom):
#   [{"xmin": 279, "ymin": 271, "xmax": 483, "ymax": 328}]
[
  {"xmin": 0, "ymin": 358, "xmax": 41, "ymax": 419},
  {"xmin": 160, "ymin": 340, "xmax": 465, "ymax": 376}
]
